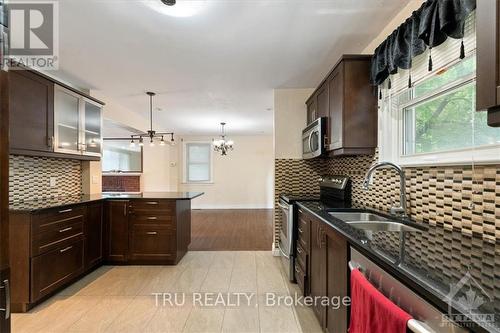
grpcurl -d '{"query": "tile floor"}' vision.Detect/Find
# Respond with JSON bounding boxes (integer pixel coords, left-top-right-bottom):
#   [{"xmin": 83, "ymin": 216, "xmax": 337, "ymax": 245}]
[{"xmin": 12, "ymin": 251, "xmax": 323, "ymax": 333}]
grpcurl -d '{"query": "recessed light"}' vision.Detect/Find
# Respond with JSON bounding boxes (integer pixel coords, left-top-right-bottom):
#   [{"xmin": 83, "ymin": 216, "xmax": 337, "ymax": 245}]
[{"xmin": 145, "ymin": 0, "xmax": 206, "ymax": 18}]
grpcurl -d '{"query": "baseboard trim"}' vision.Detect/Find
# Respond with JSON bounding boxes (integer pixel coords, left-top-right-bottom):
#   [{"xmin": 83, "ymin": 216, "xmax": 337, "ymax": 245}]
[{"xmin": 271, "ymin": 242, "xmax": 280, "ymax": 256}]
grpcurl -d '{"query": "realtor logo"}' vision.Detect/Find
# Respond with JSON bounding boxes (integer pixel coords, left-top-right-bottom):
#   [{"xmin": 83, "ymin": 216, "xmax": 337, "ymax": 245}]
[
  {"xmin": 5, "ymin": 0, "xmax": 58, "ymax": 69},
  {"xmin": 442, "ymin": 271, "xmax": 495, "ymax": 329}
]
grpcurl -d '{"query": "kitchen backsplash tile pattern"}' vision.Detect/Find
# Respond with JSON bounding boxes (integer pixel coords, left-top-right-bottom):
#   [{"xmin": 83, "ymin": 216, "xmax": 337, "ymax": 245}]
[
  {"xmin": 9, "ymin": 155, "xmax": 83, "ymax": 202},
  {"xmin": 274, "ymin": 154, "xmax": 500, "ymax": 244},
  {"xmin": 102, "ymin": 175, "xmax": 141, "ymax": 192}
]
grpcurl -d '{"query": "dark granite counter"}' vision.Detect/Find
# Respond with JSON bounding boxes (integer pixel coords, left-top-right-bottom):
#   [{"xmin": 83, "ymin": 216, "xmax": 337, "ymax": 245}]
[
  {"xmin": 9, "ymin": 192, "xmax": 204, "ymax": 212},
  {"xmin": 297, "ymin": 201, "xmax": 499, "ymax": 333}
]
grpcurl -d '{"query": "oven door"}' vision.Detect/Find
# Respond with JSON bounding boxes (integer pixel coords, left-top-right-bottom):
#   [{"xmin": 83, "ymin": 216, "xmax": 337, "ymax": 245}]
[{"xmin": 278, "ymin": 199, "xmax": 294, "ymax": 281}]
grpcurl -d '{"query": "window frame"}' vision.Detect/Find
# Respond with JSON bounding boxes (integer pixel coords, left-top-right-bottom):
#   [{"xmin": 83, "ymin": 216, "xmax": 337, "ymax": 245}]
[
  {"xmin": 379, "ymin": 56, "xmax": 500, "ymax": 167},
  {"xmin": 182, "ymin": 141, "xmax": 214, "ymax": 184}
]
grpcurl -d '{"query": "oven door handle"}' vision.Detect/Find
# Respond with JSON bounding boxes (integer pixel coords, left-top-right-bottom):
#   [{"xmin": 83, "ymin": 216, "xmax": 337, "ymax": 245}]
[
  {"xmin": 278, "ymin": 244, "xmax": 290, "ymax": 259},
  {"xmin": 277, "ymin": 202, "xmax": 289, "ymax": 211}
]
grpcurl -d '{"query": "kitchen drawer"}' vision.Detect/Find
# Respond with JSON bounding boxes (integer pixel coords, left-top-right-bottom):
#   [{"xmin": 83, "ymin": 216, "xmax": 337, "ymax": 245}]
[
  {"xmin": 130, "ymin": 200, "xmax": 175, "ymax": 212},
  {"xmin": 31, "ymin": 205, "xmax": 86, "ymax": 235},
  {"xmin": 297, "ymin": 211, "xmax": 309, "ymax": 249},
  {"xmin": 295, "ymin": 262, "xmax": 307, "ymax": 296},
  {"xmin": 130, "ymin": 213, "xmax": 174, "ymax": 227},
  {"xmin": 129, "ymin": 225, "xmax": 175, "ymax": 262},
  {"xmin": 31, "ymin": 239, "xmax": 84, "ymax": 302},
  {"xmin": 296, "ymin": 243, "xmax": 307, "ymax": 272},
  {"xmin": 32, "ymin": 218, "xmax": 84, "ymax": 256}
]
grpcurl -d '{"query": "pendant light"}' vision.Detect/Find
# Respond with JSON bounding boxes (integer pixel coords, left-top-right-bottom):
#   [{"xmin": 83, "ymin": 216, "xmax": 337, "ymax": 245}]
[
  {"xmin": 213, "ymin": 122, "xmax": 234, "ymax": 156},
  {"xmin": 129, "ymin": 92, "xmax": 175, "ymax": 147}
]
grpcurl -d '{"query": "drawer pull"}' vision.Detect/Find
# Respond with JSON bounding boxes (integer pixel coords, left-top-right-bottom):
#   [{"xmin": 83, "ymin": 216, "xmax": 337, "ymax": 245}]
[
  {"xmin": 146, "ymin": 201, "xmax": 159, "ymax": 205},
  {"xmin": 298, "ymin": 209, "xmax": 303, "ymax": 213},
  {"xmin": 295, "ymin": 266, "xmax": 300, "ymax": 274},
  {"xmin": 59, "ymin": 208, "xmax": 73, "ymax": 214},
  {"xmin": 59, "ymin": 246, "xmax": 73, "ymax": 253},
  {"xmin": 59, "ymin": 227, "xmax": 73, "ymax": 233},
  {"xmin": 297, "ymin": 247, "xmax": 302, "ymax": 254},
  {"xmin": 147, "ymin": 217, "xmax": 158, "ymax": 220},
  {"xmin": 298, "ymin": 227, "xmax": 303, "ymax": 234},
  {"xmin": 146, "ymin": 231, "xmax": 158, "ymax": 235}
]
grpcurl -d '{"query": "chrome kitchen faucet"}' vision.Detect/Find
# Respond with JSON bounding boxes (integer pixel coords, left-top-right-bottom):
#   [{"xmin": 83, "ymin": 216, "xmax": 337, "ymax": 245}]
[{"xmin": 362, "ymin": 161, "xmax": 408, "ymax": 219}]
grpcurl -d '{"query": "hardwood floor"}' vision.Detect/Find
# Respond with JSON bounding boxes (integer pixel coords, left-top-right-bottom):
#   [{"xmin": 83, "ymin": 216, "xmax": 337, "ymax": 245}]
[{"xmin": 189, "ymin": 209, "xmax": 273, "ymax": 251}]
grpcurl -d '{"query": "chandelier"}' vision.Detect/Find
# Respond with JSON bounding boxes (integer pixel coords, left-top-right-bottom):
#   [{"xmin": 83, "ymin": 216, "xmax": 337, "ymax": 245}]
[
  {"xmin": 130, "ymin": 92, "xmax": 175, "ymax": 147},
  {"xmin": 213, "ymin": 122, "xmax": 234, "ymax": 156}
]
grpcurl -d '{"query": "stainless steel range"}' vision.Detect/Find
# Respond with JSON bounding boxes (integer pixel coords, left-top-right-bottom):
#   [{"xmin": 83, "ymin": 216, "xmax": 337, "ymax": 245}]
[{"xmin": 278, "ymin": 175, "xmax": 351, "ymax": 281}]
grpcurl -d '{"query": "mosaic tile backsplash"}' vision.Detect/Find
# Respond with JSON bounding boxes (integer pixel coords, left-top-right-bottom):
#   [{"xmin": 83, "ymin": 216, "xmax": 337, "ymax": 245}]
[
  {"xmin": 9, "ymin": 155, "xmax": 83, "ymax": 203},
  {"xmin": 274, "ymin": 154, "xmax": 500, "ymax": 245}
]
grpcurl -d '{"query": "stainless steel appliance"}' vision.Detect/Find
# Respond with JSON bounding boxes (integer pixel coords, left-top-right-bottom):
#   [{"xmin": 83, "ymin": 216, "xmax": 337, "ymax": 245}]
[
  {"xmin": 278, "ymin": 175, "xmax": 351, "ymax": 281},
  {"xmin": 302, "ymin": 117, "xmax": 326, "ymax": 159},
  {"xmin": 350, "ymin": 248, "xmax": 468, "ymax": 333}
]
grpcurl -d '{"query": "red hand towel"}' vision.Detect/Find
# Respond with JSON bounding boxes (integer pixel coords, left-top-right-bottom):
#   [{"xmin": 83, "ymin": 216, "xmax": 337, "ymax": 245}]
[{"xmin": 349, "ymin": 269, "xmax": 412, "ymax": 333}]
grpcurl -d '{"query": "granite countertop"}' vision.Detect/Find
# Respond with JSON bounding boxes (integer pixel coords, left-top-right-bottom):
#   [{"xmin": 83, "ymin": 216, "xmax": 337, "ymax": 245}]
[
  {"xmin": 297, "ymin": 201, "xmax": 499, "ymax": 333},
  {"xmin": 9, "ymin": 192, "xmax": 204, "ymax": 212}
]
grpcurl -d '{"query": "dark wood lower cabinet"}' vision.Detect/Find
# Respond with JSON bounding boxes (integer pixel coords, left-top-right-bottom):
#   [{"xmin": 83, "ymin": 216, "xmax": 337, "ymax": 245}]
[
  {"xmin": 310, "ymin": 218, "xmax": 327, "ymax": 326},
  {"xmin": 31, "ymin": 239, "xmax": 84, "ymax": 301},
  {"xmin": 129, "ymin": 226, "xmax": 175, "ymax": 262},
  {"xmin": 306, "ymin": 213, "xmax": 349, "ymax": 333},
  {"xmin": 325, "ymin": 228, "xmax": 348, "ymax": 333},
  {"xmin": 105, "ymin": 200, "xmax": 129, "ymax": 263},
  {"xmin": 10, "ymin": 197, "xmax": 192, "ymax": 312},
  {"xmin": 85, "ymin": 202, "xmax": 103, "ymax": 270}
]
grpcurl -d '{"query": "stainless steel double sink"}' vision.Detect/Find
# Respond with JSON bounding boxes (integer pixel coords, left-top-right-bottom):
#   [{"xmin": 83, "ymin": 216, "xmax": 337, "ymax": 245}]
[{"xmin": 327, "ymin": 211, "xmax": 421, "ymax": 233}]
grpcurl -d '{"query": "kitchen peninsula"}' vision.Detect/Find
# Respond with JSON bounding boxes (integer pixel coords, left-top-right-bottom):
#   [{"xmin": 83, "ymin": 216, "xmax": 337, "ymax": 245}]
[{"xmin": 8, "ymin": 191, "xmax": 203, "ymax": 312}]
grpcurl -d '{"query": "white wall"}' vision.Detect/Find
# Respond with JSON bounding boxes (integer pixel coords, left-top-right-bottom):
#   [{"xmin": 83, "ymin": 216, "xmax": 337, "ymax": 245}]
[
  {"xmin": 141, "ymin": 142, "xmax": 179, "ymax": 192},
  {"xmin": 274, "ymin": 89, "xmax": 314, "ymax": 159},
  {"xmin": 361, "ymin": 0, "xmax": 425, "ymax": 54},
  {"xmin": 177, "ymin": 135, "xmax": 274, "ymax": 209}
]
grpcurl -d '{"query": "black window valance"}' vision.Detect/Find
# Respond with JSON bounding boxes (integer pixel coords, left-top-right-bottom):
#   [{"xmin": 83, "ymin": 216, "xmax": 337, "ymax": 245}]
[{"xmin": 370, "ymin": 0, "xmax": 476, "ymax": 86}]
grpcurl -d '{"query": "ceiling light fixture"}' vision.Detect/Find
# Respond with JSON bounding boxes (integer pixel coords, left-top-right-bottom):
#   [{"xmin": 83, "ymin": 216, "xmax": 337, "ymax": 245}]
[
  {"xmin": 145, "ymin": 0, "xmax": 206, "ymax": 18},
  {"xmin": 213, "ymin": 122, "xmax": 234, "ymax": 156},
  {"xmin": 129, "ymin": 92, "xmax": 175, "ymax": 148}
]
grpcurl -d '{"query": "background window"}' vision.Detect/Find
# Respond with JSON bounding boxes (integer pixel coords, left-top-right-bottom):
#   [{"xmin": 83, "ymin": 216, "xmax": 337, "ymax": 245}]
[
  {"xmin": 185, "ymin": 143, "xmax": 212, "ymax": 183},
  {"xmin": 102, "ymin": 140, "xmax": 142, "ymax": 173}
]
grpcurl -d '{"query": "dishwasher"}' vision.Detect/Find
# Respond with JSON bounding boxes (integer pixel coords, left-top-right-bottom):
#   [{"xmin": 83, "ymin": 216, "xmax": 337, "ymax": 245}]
[{"xmin": 350, "ymin": 248, "xmax": 468, "ymax": 333}]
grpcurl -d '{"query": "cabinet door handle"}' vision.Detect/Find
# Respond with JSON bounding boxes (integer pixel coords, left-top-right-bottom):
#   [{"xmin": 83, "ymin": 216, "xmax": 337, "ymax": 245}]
[
  {"xmin": 59, "ymin": 246, "xmax": 73, "ymax": 253},
  {"xmin": 59, "ymin": 227, "xmax": 73, "ymax": 233},
  {"xmin": 59, "ymin": 208, "xmax": 72, "ymax": 214},
  {"xmin": 146, "ymin": 231, "xmax": 158, "ymax": 235},
  {"xmin": 147, "ymin": 216, "xmax": 157, "ymax": 220},
  {"xmin": 298, "ymin": 209, "xmax": 303, "ymax": 214},
  {"xmin": 0, "ymin": 279, "xmax": 10, "ymax": 319},
  {"xmin": 146, "ymin": 201, "xmax": 159, "ymax": 205},
  {"xmin": 298, "ymin": 227, "xmax": 303, "ymax": 234}
]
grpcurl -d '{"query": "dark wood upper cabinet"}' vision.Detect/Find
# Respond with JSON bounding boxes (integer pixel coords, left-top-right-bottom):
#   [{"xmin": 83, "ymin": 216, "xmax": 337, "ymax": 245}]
[
  {"xmin": 306, "ymin": 55, "xmax": 377, "ymax": 156},
  {"xmin": 85, "ymin": 202, "xmax": 103, "ymax": 270},
  {"xmin": 105, "ymin": 200, "xmax": 129, "ymax": 263},
  {"xmin": 476, "ymin": 0, "xmax": 500, "ymax": 126},
  {"xmin": 306, "ymin": 98, "xmax": 317, "ymax": 125},
  {"xmin": 9, "ymin": 70, "xmax": 54, "ymax": 154}
]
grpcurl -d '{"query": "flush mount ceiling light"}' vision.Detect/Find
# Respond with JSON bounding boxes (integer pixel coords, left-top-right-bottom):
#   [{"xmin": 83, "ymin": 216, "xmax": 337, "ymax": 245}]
[
  {"xmin": 213, "ymin": 122, "xmax": 234, "ymax": 156},
  {"xmin": 145, "ymin": 0, "xmax": 206, "ymax": 17},
  {"xmin": 130, "ymin": 92, "xmax": 175, "ymax": 148}
]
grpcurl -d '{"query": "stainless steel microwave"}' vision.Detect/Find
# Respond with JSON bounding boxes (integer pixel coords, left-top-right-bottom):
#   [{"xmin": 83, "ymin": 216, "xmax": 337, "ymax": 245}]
[{"xmin": 302, "ymin": 117, "xmax": 326, "ymax": 159}]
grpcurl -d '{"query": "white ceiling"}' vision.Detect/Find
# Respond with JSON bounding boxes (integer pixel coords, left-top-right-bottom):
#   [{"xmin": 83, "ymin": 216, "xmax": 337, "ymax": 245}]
[{"xmin": 52, "ymin": 0, "xmax": 408, "ymax": 135}]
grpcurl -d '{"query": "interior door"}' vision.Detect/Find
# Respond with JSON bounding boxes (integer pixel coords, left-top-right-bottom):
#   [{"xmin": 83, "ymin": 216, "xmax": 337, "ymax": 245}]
[{"xmin": 0, "ymin": 53, "xmax": 11, "ymax": 332}]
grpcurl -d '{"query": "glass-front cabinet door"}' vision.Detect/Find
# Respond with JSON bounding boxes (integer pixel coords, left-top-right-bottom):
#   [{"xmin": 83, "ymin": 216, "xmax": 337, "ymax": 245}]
[
  {"xmin": 54, "ymin": 85, "xmax": 103, "ymax": 157},
  {"xmin": 83, "ymin": 100, "xmax": 102, "ymax": 156},
  {"xmin": 54, "ymin": 86, "xmax": 81, "ymax": 154}
]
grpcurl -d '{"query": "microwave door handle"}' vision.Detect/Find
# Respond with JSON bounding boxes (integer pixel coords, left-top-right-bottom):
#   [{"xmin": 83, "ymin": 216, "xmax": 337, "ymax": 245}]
[{"xmin": 308, "ymin": 132, "xmax": 314, "ymax": 153}]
